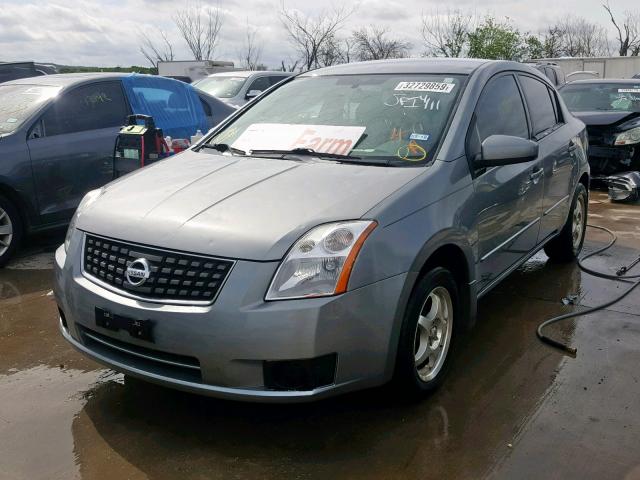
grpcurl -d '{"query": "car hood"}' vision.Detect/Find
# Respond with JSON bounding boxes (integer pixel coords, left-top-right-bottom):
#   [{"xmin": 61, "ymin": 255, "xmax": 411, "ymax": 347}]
[
  {"xmin": 78, "ymin": 151, "xmax": 423, "ymax": 261},
  {"xmin": 572, "ymin": 111, "xmax": 640, "ymax": 127}
]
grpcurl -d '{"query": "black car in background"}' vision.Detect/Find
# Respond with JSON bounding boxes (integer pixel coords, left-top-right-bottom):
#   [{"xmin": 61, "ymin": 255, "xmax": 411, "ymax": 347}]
[
  {"xmin": 532, "ymin": 62, "xmax": 566, "ymax": 87},
  {"xmin": 559, "ymin": 79, "xmax": 640, "ymax": 176},
  {"xmin": 0, "ymin": 61, "xmax": 57, "ymax": 83},
  {"xmin": 0, "ymin": 73, "xmax": 233, "ymax": 266}
]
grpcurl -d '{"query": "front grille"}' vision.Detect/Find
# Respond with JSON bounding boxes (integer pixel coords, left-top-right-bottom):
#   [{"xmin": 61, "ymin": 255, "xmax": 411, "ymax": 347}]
[{"xmin": 83, "ymin": 233, "xmax": 234, "ymax": 304}]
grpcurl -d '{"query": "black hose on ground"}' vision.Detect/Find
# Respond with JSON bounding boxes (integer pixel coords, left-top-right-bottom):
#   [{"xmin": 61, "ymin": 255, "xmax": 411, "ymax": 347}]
[{"xmin": 536, "ymin": 224, "xmax": 640, "ymax": 356}]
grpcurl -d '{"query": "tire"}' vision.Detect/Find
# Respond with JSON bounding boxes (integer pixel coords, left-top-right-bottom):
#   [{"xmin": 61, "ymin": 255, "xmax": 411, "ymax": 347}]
[
  {"xmin": 544, "ymin": 184, "xmax": 588, "ymax": 262},
  {"xmin": 0, "ymin": 194, "xmax": 22, "ymax": 268},
  {"xmin": 393, "ymin": 267, "xmax": 463, "ymax": 395}
]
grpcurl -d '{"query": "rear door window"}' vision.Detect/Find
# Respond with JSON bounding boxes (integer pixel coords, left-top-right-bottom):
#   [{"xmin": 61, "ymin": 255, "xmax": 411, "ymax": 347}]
[
  {"xmin": 43, "ymin": 81, "xmax": 128, "ymax": 136},
  {"xmin": 268, "ymin": 76, "xmax": 289, "ymax": 86},
  {"xmin": 518, "ymin": 75, "xmax": 558, "ymax": 138},
  {"xmin": 247, "ymin": 76, "xmax": 270, "ymax": 93}
]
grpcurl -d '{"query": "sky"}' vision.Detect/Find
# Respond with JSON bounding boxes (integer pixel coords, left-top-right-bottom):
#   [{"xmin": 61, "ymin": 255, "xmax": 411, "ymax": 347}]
[{"xmin": 0, "ymin": 0, "xmax": 639, "ymax": 68}]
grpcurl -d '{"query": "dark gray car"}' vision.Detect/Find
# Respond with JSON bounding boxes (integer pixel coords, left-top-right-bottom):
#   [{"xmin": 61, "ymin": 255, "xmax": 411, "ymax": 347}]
[
  {"xmin": 0, "ymin": 73, "xmax": 233, "ymax": 265},
  {"xmin": 54, "ymin": 59, "xmax": 589, "ymax": 402}
]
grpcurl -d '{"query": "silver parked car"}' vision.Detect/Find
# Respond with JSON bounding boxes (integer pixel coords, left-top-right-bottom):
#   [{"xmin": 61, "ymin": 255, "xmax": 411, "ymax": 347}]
[
  {"xmin": 192, "ymin": 71, "xmax": 293, "ymax": 108},
  {"xmin": 55, "ymin": 59, "xmax": 589, "ymax": 402}
]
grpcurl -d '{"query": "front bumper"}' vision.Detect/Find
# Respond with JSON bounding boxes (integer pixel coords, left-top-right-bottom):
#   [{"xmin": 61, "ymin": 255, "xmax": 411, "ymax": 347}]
[
  {"xmin": 588, "ymin": 145, "xmax": 639, "ymax": 176},
  {"xmin": 54, "ymin": 232, "xmax": 407, "ymax": 402}
]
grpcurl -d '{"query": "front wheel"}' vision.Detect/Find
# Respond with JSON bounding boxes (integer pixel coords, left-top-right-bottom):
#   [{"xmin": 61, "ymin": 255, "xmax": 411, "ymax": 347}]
[
  {"xmin": 0, "ymin": 195, "xmax": 22, "ymax": 267},
  {"xmin": 544, "ymin": 184, "xmax": 588, "ymax": 262},
  {"xmin": 393, "ymin": 267, "xmax": 462, "ymax": 394}
]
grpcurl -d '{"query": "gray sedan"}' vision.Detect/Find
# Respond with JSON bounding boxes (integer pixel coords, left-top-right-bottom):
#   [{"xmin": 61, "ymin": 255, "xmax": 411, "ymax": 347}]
[
  {"xmin": 192, "ymin": 71, "xmax": 293, "ymax": 108},
  {"xmin": 55, "ymin": 59, "xmax": 589, "ymax": 402}
]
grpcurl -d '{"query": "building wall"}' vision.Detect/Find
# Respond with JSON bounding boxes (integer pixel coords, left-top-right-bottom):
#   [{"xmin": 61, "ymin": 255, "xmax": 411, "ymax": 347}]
[{"xmin": 535, "ymin": 57, "xmax": 640, "ymax": 79}]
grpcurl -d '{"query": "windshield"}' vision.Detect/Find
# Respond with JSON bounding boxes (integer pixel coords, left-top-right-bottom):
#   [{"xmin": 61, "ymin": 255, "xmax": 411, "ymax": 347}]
[
  {"xmin": 560, "ymin": 83, "xmax": 640, "ymax": 112},
  {"xmin": 0, "ymin": 84, "xmax": 61, "ymax": 134},
  {"xmin": 193, "ymin": 76, "xmax": 247, "ymax": 98},
  {"xmin": 205, "ymin": 73, "xmax": 466, "ymax": 166}
]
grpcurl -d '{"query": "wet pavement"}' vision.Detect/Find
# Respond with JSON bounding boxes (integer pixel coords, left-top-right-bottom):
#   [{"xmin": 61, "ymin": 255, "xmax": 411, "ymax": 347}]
[{"xmin": 1, "ymin": 191, "xmax": 640, "ymax": 480}]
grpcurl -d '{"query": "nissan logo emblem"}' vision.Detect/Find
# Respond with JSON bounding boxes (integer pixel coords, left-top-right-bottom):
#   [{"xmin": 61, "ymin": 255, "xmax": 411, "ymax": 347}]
[{"xmin": 125, "ymin": 258, "xmax": 151, "ymax": 286}]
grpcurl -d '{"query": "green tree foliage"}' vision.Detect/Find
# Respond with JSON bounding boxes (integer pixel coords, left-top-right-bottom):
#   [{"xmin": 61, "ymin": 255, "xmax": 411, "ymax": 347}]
[
  {"xmin": 467, "ymin": 17, "xmax": 524, "ymax": 60},
  {"xmin": 524, "ymin": 35, "xmax": 545, "ymax": 60}
]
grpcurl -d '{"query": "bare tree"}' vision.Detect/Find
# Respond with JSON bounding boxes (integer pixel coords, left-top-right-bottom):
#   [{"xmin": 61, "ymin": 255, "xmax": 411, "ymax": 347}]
[
  {"xmin": 558, "ymin": 17, "xmax": 609, "ymax": 57},
  {"xmin": 237, "ymin": 19, "xmax": 263, "ymax": 70},
  {"xmin": 421, "ymin": 9, "xmax": 475, "ymax": 57},
  {"xmin": 352, "ymin": 26, "xmax": 411, "ymax": 61},
  {"xmin": 537, "ymin": 17, "xmax": 607, "ymax": 57},
  {"xmin": 279, "ymin": 3, "xmax": 354, "ymax": 70},
  {"xmin": 317, "ymin": 34, "xmax": 343, "ymax": 67},
  {"xmin": 139, "ymin": 30, "xmax": 175, "ymax": 68},
  {"xmin": 174, "ymin": 1, "xmax": 224, "ymax": 61},
  {"xmin": 603, "ymin": 2, "xmax": 640, "ymax": 56},
  {"xmin": 540, "ymin": 26, "xmax": 566, "ymax": 58},
  {"xmin": 340, "ymin": 37, "xmax": 355, "ymax": 64},
  {"xmin": 316, "ymin": 35, "xmax": 355, "ymax": 66},
  {"xmin": 280, "ymin": 59, "xmax": 299, "ymax": 72}
]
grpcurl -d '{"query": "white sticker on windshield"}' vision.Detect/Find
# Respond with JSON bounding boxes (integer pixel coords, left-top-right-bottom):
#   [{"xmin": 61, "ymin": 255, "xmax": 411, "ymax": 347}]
[
  {"xmin": 232, "ymin": 124, "xmax": 366, "ymax": 156},
  {"xmin": 395, "ymin": 81, "xmax": 455, "ymax": 93},
  {"xmin": 618, "ymin": 88, "xmax": 640, "ymax": 93},
  {"xmin": 409, "ymin": 133, "xmax": 430, "ymax": 141}
]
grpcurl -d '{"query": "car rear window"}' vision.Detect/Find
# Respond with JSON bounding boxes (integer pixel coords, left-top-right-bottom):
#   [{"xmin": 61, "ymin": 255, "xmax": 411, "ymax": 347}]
[
  {"xmin": 0, "ymin": 84, "xmax": 61, "ymax": 135},
  {"xmin": 193, "ymin": 76, "xmax": 246, "ymax": 98}
]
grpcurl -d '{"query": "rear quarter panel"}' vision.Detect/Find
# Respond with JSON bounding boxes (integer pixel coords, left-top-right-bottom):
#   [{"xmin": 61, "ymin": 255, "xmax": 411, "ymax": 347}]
[{"xmin": 0, "ymin": 131, "xmax": 40, "ymax": 229}]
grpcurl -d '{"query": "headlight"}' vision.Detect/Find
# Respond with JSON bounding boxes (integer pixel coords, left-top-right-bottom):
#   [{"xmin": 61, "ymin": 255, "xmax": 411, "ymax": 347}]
[
  {"xmin": 64, "ymin": 188, "xmax": 103, "ymax": 252},
  {"xmin": 614, "ymin": 126, "xmax": 640, "ymax": 145},
  {"xmin": 266, "ymin": 220, "xmax": 377, "ymax": 300}
]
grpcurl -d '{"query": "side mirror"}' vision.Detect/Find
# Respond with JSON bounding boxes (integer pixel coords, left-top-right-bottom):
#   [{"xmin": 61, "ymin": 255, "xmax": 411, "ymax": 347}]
[
  {"xmin": 476, "ymin": 135, "xmax": 539, "ymax": 167},
  {"xmin": 246, "ymin": 89, "xmax": 262, "ymax": 99}
]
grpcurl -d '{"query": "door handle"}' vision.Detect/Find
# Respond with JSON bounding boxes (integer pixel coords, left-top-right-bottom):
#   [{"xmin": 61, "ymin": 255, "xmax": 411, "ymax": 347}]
[{"xmin": 530, "ymin": 166, "xmax": 544, "ymax": 184}]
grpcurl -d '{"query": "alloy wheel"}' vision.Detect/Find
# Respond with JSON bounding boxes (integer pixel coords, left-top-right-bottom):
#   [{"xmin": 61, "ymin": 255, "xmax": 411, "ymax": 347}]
[
  {"xmin": 572, "ymin": 195, "xmax": 586, "ymax": 252},
  {"xmin": 414, "ymin": 286, "xmax": 453, "ymax": 382},
  {"xmin": 0, "ymin": 206, "xmax": 13, "ymax": 257}
]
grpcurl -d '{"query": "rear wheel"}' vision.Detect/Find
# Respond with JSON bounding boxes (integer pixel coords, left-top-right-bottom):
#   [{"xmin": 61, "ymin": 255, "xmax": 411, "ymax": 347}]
[
  {"xmin": 544, "ymin": 184, "xmax": 588, "ymax": 262},
  {"xmin": 394, "ymin": 267, "xmax": 462, "ymax": 395},
  {"xmin": 0, "ymin": 195, "xmax": 21, "ymax": 267}
]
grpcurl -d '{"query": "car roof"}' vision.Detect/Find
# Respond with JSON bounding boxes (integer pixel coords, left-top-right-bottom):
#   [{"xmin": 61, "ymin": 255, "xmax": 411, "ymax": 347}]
[
  {"xmin": 305, "ymin": 58, "xmax": 493, "ymax": 76},
  {"xmin": 0, "ymin": 72, "xmax": 149, "ymax": 88},
  {"xmin": 565, "ymin": 78, "xmax": 640, "ymax": 85},
  {"xmin": 205, "ymin": 70, "xmax": 291, "ymax": 78}
]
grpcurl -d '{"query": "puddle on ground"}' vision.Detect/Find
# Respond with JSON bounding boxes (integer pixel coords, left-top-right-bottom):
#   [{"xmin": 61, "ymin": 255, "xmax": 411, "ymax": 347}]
[{"xmin": 0, "ymin": 190, "xmax": 639, "ymax": 479}]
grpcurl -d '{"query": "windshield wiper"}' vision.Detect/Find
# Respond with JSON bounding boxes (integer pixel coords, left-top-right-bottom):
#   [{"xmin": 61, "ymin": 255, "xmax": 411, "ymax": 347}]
[
  {"xmin": 200, "ymin": 143, "xmax": 247, "ymax": 156},
  {"xmin": 249, "ymin": 147, "xmax": 375, "ymax": 161},
  {"xmin": 250, "ymin": 148, "xmax": 391, "ymax": 166}
]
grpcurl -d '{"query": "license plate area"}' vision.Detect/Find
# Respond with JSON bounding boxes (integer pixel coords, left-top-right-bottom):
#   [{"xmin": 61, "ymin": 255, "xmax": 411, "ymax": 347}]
[{"xmin": 95, "ymin": 307, "xmax": 154, "ymax": 342}]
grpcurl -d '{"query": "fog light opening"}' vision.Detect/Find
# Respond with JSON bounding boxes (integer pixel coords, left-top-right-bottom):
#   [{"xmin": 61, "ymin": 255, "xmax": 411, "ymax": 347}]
[
  {"xmin": 58, "ymin": 307, "xmax": 68, "ymax": 330},
  {"xmin": 263, "ymin": 353, "xmax": 337, "ymax": 391}
]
